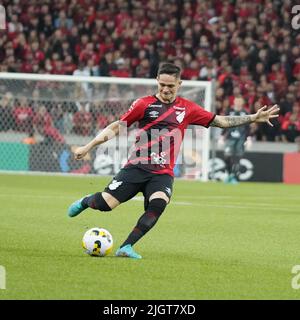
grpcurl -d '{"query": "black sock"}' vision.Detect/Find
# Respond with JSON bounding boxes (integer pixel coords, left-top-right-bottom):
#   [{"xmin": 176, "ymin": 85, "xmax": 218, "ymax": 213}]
[
  {"xmin": 81, "ymin": 193, "xmax": 111, "ymax": 211},
  {"xmin": 81, "ymin": 196, "xmax": 89, "ymax": 209},
  {"xmin": 232, "ymin": 156, "xmax": 241, "ymax": 179},
  {"xmin": 121, "ymin": 199, "xmax": 167, "ymax": 247},
  {"xmin": 225, "ymin": 156, "xmax": 233, "ymax": 175}
]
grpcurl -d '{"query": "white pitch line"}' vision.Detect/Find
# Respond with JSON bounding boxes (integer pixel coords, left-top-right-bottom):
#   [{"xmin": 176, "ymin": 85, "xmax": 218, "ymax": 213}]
[
  {"xmin": 131, "ymin": 197, "xmax": 298, "ymax": 212},
  {"xmin": 0, "ymin": 193, "xmax": 76, "ymax": 200},
  {"xmin": 0, "ymin": 193, "xmax": 298, "ymax": 213}
]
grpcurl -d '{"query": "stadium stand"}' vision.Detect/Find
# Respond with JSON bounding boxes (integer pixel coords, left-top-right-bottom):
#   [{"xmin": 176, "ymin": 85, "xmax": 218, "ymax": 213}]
[{"xmin": 0, "ymin": 0, "xmax": 299, "ymax": 142}]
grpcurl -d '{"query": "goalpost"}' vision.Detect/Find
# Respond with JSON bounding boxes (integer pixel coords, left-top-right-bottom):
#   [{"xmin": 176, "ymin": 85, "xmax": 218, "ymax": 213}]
[{"xmin": 0, "ymin": 73, "xmax": 213, "ymax": 181}]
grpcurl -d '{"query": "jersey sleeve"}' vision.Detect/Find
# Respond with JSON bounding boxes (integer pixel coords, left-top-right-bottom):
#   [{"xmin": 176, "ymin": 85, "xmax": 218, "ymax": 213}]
[
  {"xmin": 188, "ymin": 101, "xmax": 216, "ymax": 127},
  {"xmin": 119, "ymin": 98, "xmax": 146, "ymax": 127}
]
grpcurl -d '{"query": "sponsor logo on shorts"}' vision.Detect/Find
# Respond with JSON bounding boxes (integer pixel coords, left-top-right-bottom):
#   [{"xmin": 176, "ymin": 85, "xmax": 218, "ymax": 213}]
[{"xmin": 108, "ymin": 180, "xmax": 123, "ymax": 190}]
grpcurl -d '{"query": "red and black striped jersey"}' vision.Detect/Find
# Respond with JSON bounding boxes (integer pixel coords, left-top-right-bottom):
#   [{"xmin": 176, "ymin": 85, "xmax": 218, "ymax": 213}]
[{"xmin": 120, "ymin": 95, "xmax": 215, "ymax": 176}]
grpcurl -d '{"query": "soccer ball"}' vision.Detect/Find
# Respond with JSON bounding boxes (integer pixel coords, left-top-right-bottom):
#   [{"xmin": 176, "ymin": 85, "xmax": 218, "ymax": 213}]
[{"xmin": 82, "ymin": 227, "xmax": 113, "ymax": 257}]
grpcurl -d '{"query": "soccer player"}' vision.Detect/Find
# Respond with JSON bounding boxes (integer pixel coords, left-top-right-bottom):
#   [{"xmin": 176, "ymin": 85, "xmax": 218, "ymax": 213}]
[
  {"xmin": 220, "ymin": 96, "xmax": 251, "ymax": 184},
  {"xmin": 68, "ymin": 63, "xmax": 279, "ymax": 259}
]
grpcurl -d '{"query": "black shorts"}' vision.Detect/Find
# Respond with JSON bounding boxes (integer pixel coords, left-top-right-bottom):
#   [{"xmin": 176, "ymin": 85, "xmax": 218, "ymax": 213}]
[{"xmin": 103, "ymin": 166, "xmax": 174, "ymax": 206}]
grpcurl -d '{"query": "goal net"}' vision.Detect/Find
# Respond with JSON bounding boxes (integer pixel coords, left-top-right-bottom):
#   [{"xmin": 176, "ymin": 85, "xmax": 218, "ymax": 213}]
[{"xmin": 0, "ymin": 73, "xmax": 212, "ymax": 181}]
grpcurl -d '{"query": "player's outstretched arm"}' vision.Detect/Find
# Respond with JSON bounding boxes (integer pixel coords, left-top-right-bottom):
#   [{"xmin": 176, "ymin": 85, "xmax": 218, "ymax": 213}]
[
  {"xmin": 211, "ymin": 105, "xmax": 279, "ymax": 128},
  {"xmin": 74, "ymin": 120, "xmax": 120, "ymax": 160}
]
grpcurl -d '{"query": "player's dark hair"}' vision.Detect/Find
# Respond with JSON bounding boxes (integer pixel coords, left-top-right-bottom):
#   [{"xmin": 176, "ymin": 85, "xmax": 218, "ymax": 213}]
[{"xmin": 157, "ymin": 63, "xmax": 181, "ymax": 79}]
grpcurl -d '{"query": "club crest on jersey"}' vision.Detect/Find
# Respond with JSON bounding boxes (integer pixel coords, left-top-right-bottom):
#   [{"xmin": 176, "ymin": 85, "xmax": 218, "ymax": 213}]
[
  {"xmin": 149, "ymin": 110, "xmax": 159, "ymax": 118},
  {"xmin": 176, "ymin": 111, "xmax": 185, "ymax": 123},
  {"xmin": 108, "ymin": 180, "xmax": 123, "ymax": 190}
]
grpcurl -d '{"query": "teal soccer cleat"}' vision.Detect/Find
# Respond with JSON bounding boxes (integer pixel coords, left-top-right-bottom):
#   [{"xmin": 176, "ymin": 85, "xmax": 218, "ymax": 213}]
[
  {"xmin": 229, "ymin": 176, "xmax": 238, "ymax": 184},
  {"xmin": 224, "ymin": 174, "xmax": 238, "ymax": 184},
  {"xmin": 68, "ymin": 196, "xmax": 89, "ymax": 217},
  {"xmin": 115, "ymin": 244, "xmax": 142, "ymax": 259}
]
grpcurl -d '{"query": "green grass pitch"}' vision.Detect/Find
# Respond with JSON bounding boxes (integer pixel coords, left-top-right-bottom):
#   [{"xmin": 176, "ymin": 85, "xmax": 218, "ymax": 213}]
[{"xmin": 0, "ymin": 173, "xmax": 300, "ymax": 300}]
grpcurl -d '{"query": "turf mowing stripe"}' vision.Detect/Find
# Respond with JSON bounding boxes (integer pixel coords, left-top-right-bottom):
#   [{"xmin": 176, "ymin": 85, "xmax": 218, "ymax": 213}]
[{"xmin": 0, "ymin": 193, "xmax": 297, "ymax": 212}]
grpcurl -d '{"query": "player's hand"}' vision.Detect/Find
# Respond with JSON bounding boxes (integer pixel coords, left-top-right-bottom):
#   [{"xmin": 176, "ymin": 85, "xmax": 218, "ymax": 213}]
[
  {"xmin": 254, "ymin": 104, "xmax": 280, "ymax": 126},
  {"xmin": 74, "ymin": 146, "xmax": 89, "ymax": 160}
]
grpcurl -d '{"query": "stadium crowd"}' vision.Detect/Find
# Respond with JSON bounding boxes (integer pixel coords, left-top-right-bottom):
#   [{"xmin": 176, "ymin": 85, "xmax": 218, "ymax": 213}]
[{"xmin": 0, "ymin": 0, "xmax": 300, "ymax": 143}]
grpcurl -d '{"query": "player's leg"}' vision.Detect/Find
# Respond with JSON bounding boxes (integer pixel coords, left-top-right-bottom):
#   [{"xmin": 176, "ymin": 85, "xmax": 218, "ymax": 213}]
[
  {"xmin": 228, "ymin": 142, "xmax": 238, "ymax": 183},
  {"xmin": 230, "ymin": 156, "xmax": 239, "ymax": 183},
  {"xmin": 224, "ymin": 155, "xmax": 233, "ymax": 176},
  {"xmin": 231, "ymin": 139, "xmax": 245, "ymax": 183},
  {"xmin": 231, "ymin": 152, "xmax": 240, "ymax": 181},
  {"xmin": 67, "ymin": 192, "xmax": 120, "ymax": 217},
  {"xmin": 68, "ymin": 168, "xmax": 141, "ymax": 217},
  {"xmin": 224, "ymin": 140, "xmax": 234, "ymax": 183},
  {"xmin": 116, "ymin": 174, "xmax": 173, "ymax": 259},
  {"xmin": 82, "ymin": 192, "xmax": 119, "ymax": 211}
]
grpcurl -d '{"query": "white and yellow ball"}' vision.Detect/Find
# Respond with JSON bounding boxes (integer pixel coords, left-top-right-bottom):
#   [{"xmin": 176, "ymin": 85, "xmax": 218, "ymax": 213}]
[{"xmin": 82, "ymin": 227, "xmax": 113, "ymax": 257}]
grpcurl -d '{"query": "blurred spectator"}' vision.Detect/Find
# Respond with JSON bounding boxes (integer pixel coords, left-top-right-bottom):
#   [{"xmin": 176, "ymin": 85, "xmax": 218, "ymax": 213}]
[
  {"xmin": 54, "ymin": 10, "xmax": 73, "ymax": 30},
  {"xmin": 110, "ymin": 58, "xmax": 132, "ymax": 77},
  {"xmin": 63, "ymin": 111, "xmax": 73, "ymax": 135},
  {"xmin": 73, "ymin": 62, "xmax": 90, "ymax": 98},
  {"xmin": 73, "ymin": 61, "xmax": 90, "ymax": 77},
  {"xmin": 91, "ymin": 100, "xmax": 109, "ymax": 131},
  {"xmin": 73, "ymin": 102, "xmax": 93, "ymax": 136},
  {"xmin": 99, "ymin": 51, "xmax": 117, "ymax": 76},
  {"xmin": 281, "ymin": 103, "xmax": 300, "ymax": 143},
  {"xmin": 50, "ymin": 103, "xmax": 65, "ymax": 134},
  {"xmin": 135, "ymin": 58, "xmax": 151, "ymax": 78},
  {"xmin": 64, "ymin": 55, "xmax": 77, "ymax": 75},
  {"xmin": 220, "ymin": 96, "xmax": 250, "ymax": 183},
  {"xmin": 12, "ymin": 97, "xmax": 33, "ymax": 133},
  {"xmin": 33, "ymin": 105, "xmax": 65, "ymax": 144},
  {"xmin": 84, "ymin": 59, "xmax": 100, "ymax": 77},
  {"xmin": 0, "ymin": 92, "xmax": 14, "ymax": 131}
]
